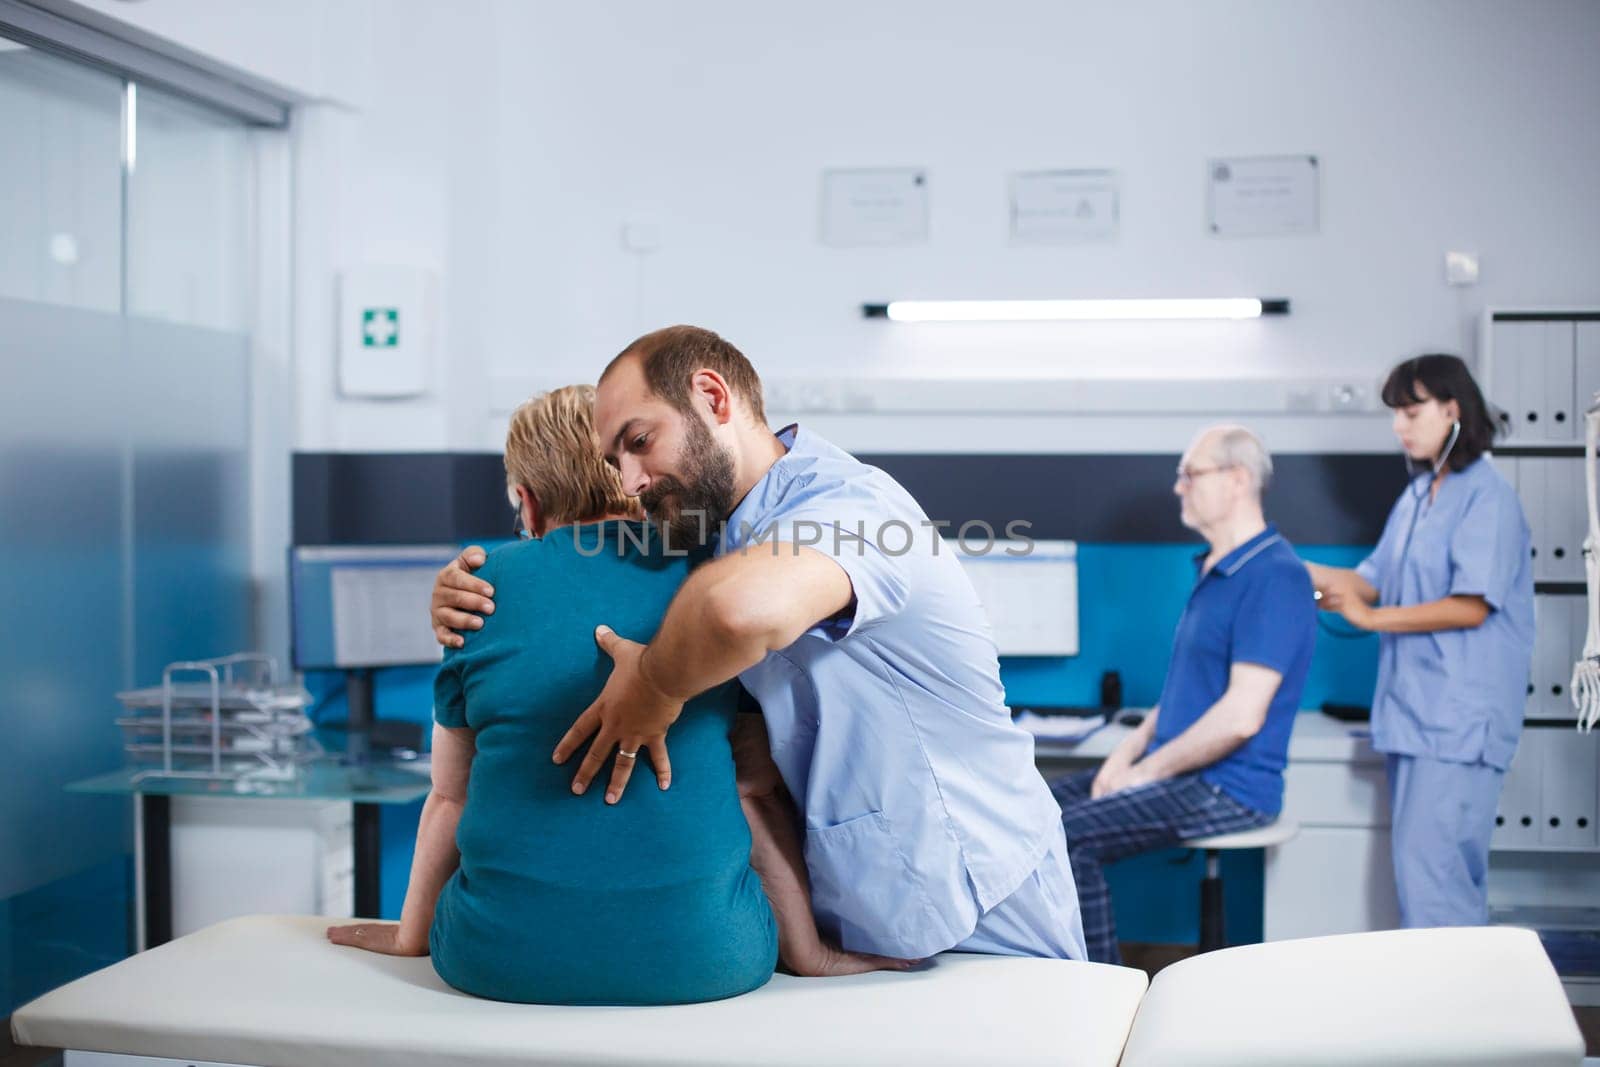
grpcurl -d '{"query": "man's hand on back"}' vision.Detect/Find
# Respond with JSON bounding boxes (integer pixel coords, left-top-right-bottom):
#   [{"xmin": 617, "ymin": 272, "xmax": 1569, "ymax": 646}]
[
  {"xmin": 553, "ymin": 625, "xmax": 684, "ymax": 803},
  {"xmin": 431, "ymin": 546, "xmax": 495, "ymax": 648}
]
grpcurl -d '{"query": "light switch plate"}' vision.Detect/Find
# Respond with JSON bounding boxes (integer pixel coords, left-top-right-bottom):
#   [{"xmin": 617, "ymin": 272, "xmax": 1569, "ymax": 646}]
[{"xmin": 1445, "ymin": 251, "xmax": 1480, "ymax": 286}]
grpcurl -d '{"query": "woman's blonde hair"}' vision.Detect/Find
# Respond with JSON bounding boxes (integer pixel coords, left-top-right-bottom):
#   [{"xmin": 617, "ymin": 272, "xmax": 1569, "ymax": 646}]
[{"xmin": 504, "ymin": 384, "xmax": 640, "ymax": 528}]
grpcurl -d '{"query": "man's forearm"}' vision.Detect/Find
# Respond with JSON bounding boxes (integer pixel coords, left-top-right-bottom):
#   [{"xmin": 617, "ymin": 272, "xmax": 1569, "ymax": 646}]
[
  {"xmin": 641, "ymin": 572, "xmax": 775, "ymax": 701},
  {"xmin": 640, "ymin": 551, "xmax": 849, "ymax": 702},
  {"xmin": 1110, "ymin": 717, "xmax": 1156, "ymax": 766},
  {"xmin": 1135, "ymin": 703, "xmax": 1254, "ymax": 782}
]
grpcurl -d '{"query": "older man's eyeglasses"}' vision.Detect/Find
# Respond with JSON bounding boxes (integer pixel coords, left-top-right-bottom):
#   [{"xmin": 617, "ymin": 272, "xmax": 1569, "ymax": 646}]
[{"xmin": 1175, "ymin": 463, "xmax": 1237, "ymax": 487}]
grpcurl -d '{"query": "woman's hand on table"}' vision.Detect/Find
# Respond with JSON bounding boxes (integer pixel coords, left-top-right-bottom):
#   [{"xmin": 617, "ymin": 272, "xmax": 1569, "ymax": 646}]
[
  {"xmin": 325, "ymin": 923, "xmax": 428, "ymax": 957},
  {"xmin": 783, "ymin": 937, "xmax": 920, "ymax": 978}
]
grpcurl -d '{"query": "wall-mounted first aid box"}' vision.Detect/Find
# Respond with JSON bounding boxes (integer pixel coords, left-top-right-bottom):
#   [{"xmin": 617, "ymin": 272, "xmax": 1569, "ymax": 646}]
[{"xmin": 339, "ymin": 266, "xmax": 434, "ymax": 398}]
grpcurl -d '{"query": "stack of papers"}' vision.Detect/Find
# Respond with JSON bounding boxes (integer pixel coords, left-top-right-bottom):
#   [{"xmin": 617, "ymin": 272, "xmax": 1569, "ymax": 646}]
[{"xmin": 1013, "ymin": 709, "xmax": 1107, "ymax": 744}]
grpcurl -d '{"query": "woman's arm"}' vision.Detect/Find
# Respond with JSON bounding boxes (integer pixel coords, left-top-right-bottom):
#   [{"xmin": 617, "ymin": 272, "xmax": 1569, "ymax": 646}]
[
  {"xmin": 1306, "ymin": 562, "xmax": 1379, "ymax": 607},
  {"xmin": 327, "ymin": 723, "xmax": 475, "ymax": 955},
  {"xmin": 731, "ymin": 714, "xmax": 916, "ymax": 977},
  {"xmin": 1337, "ymin": 594, "xmax": 1491, "ymax": 634}
]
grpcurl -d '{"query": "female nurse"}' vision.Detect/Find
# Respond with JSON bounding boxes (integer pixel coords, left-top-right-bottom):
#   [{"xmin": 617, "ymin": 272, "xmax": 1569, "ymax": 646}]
[{"xmin": 1307, "ymin": 354, "xmax": 1534, "ymax": 928}]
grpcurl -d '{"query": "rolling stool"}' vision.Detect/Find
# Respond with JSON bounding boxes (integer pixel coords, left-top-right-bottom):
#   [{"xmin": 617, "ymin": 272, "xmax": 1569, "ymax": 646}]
[{"xmin": 1181, "ymin": 819, "xmax": 1300, "ymax": 952}]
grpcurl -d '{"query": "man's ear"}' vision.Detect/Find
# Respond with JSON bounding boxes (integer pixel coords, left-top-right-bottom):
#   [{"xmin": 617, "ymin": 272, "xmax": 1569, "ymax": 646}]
[{"xmin": 690, "ymin": 369, "xmax": 735, "ymax": 425}]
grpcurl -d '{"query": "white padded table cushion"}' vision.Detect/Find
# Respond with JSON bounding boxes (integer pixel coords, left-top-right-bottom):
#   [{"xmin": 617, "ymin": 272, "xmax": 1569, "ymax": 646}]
[
  {"xmin": 12, "ymin": 915, "xmax": 1148, "ymax": 1067},
  {"xmin": 1119, "ymin": 925, "xmax": 1583, "ymax": 1067}
]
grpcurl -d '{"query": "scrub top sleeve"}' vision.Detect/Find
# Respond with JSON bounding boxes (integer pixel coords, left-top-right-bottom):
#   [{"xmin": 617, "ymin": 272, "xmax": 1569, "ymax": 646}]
[
  {"xmin": 1355, "ymin": 500, "xmax": 1403, "ymax": 589},
  {"xmin": 1448, "ymin": 486, "xmax": 1520, "ymax": 610},
  {"xmin": 760, "ymin": 501, "xmax": 910, "ymax": 639},
  {"xmin": 1231, "ymin": 566, "xmax": 1316, "ymax": 674}
]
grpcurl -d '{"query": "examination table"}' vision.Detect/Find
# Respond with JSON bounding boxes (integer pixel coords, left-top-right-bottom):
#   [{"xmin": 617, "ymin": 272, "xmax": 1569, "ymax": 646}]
[{"xmin": 11, "ymin": 915, "xmax": 1584, "ymax": 1066}]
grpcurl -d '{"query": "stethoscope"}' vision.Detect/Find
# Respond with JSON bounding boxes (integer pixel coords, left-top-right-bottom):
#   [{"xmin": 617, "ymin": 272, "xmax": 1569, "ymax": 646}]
[
  {"xmin": 1401, "ymin": 418, "xmax": 1461, "ymax": 505},
  {"xmin": 1318, "ymin": 419, "xmax": 1461, "ymax": 640}
]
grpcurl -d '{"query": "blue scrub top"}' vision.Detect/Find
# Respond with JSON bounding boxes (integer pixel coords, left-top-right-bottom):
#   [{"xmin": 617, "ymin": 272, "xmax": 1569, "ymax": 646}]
[
  {"xmin": 1146, "ymin": 525, "xmax": 1317, "ymax": 815},
  {"xmin": 720, "ymin": 425, "xmax": 1066, "ymax": 959},
  {"xmin": 1356, "ymin": 456, "xmax": 1534, "ymax": 769}
]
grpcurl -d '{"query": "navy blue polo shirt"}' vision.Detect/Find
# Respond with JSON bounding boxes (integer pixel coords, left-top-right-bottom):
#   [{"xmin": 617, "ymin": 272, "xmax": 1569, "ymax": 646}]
[{"xmin": 1146, "ymin": 524, "xmax": 1316, "ymax": 815}]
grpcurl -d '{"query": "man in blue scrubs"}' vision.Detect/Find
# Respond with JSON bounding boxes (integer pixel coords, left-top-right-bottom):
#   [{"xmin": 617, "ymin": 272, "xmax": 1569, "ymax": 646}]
[
  {"xmin": 1049, "ymin": 425, "xmax": 1316, "ymax": 963},
  {"xmin": 433, "ymin": 325, "xmax": 1085, "ymax": 968}
]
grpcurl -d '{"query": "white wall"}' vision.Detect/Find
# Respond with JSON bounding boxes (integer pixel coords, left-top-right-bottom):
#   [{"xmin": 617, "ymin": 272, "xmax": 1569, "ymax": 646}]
[
  {"xmin": 74, "ymin": 0, "xmax": 1600, "ymax": 453},
  {"xmin": 480, "ymin": 1, "xmax": 1599, "ymax": 380}
]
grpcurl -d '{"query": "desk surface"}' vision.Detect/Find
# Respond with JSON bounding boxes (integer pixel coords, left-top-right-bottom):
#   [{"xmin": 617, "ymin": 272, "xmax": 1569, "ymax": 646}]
[
  {"xmin": 68, "ymin": 759, "xmax": 432, "ymax": 805},
  {"xmin": 1033, "ymin": 710, "xmax": 1381, "ymax": 765}
]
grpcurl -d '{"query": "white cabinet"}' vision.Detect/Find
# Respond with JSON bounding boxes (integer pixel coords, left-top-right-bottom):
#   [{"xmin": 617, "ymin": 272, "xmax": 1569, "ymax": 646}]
[
  {"xmin": 1279, "ymin": 758, "xmax": 1390, "ymax": 828},
  {"xmin": 170, "ymin": 797, "xmax": 353, "ymax": 938},
  {"xmin": 1266, "ymin": 718, "xmax": 1399, "ymax": 941},
  {"xmin": 1265, "ymin": 827, "xmax": 1399, "ymax": 940}
]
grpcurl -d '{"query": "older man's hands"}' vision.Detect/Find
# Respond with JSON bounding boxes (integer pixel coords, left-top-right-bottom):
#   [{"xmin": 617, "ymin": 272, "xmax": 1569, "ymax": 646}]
[{"xmin": 1092, "ymin": 758, "xmax": 1160, "ymax": 799}]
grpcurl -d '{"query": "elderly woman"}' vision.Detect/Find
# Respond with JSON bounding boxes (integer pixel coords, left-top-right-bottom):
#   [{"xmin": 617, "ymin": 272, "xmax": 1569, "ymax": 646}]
[{"xmin": 326, "ymin": 385, "xmax": 776, "ymax": 1004}]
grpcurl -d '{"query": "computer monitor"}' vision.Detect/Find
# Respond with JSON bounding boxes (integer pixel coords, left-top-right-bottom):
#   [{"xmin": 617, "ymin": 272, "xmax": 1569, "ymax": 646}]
[
  {"xmin": 290, "ymin": 545, "xmax": 462, "ymax": 752},
  {"xmin": 946, "ymin": 538, "xmax": 1079, "ymax": 656},
  {"xmin": 290, "ymin": 545, "xmax": 461, "ymax": 671}
]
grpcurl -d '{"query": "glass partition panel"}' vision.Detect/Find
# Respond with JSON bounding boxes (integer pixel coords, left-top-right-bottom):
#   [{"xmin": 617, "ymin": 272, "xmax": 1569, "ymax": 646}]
[
  {"xmin": 0, "ymin": 298, "xmax": 136, "ymax": 1012},
  {"xmin": 125, "ymin": 314, "xmax": 252, "ymax": 683},
  {"xmin": 0, "ymin": 43, "xmax": 258, "ymax": 1013},
  {"xmin": 0, "ymin": 38, "xmax": 123, "ymax": 313},
  {"xmin": 0, "ymin": 298, "xmax": 253, "ymax": 1013},
  {"xmin": 127, "ymin": 86, "xmax": 252, "ymax": 332}
]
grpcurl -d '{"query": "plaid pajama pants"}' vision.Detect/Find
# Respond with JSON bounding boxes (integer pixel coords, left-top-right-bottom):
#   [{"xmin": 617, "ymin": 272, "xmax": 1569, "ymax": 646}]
[{"xmin": 1049, "ymin": 768, "xmax": 1272, "ymax": 964}]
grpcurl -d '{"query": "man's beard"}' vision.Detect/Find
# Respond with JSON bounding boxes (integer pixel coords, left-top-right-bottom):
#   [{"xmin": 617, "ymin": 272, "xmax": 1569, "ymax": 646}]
[{"xmin": 638, "ymin": 415, "xmax": 737, "ymax": 549}]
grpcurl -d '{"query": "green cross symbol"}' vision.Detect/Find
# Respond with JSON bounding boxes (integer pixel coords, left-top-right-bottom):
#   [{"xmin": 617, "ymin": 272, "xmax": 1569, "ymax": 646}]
[{"xmin": 362, "ymin": 308, "xmax": 400, "ymax": 348}]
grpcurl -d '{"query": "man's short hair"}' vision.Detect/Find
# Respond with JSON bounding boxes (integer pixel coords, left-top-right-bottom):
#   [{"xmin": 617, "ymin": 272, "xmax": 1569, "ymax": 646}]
[
  {"xmin": 602, "ymin": 325, "xmax": 767, "ymax": 425},
  {"xmin": 1209, "ymin": 424, "xmax": 1273, "ymax": 493}
]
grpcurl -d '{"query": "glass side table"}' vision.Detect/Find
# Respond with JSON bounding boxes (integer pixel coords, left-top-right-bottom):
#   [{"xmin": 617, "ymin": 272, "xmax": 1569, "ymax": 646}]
[{"xmin": 69, "ymin": 759, "xmax": 431, "ymax": 949}]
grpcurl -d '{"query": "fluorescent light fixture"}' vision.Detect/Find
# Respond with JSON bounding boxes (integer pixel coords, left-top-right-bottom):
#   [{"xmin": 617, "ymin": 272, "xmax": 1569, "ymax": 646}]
[
  {"xmin": 121, "ymin": 82, "xmax": 137, "ymax": 171},
  {"xmin": 863, "ymin": 298, "xmax": 1290, "ymax": 322}
]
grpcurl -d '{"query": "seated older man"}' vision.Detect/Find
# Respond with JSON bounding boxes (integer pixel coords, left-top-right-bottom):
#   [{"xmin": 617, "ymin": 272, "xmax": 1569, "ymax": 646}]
[{"xmin": 1050, "ymin": 425, "xmax": 1316, "ymax": 964}]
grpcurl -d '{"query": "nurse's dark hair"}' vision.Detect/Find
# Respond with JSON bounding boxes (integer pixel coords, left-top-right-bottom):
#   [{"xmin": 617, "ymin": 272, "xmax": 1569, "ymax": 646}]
[{"xmin": 1380, "ymin": 353, "xmax": 1500, "ymax": 473}]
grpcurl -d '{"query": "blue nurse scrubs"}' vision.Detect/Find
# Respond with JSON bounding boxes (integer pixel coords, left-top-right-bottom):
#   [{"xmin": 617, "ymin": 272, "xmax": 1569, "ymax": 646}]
[{"xmin": 1357, "ymin": 455, "xmax": 1534, "ymax": 926}]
